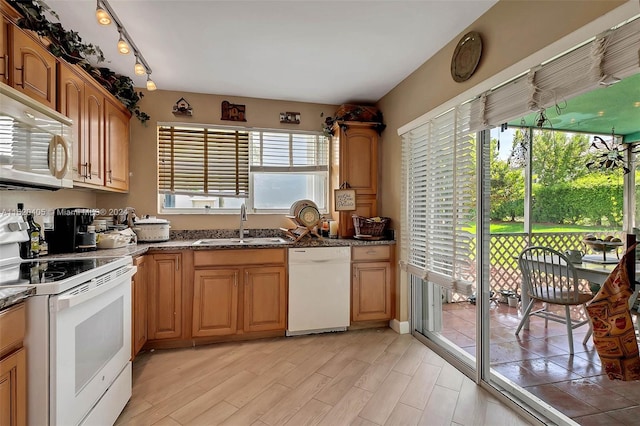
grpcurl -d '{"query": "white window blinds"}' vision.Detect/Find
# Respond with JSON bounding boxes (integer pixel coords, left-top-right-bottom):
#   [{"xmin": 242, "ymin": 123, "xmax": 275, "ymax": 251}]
[
  {"xmin": 469, "ymin": 16, "xmax": 640, "ymax": 130},
  {"xmin": 250, "ymin": 131, "xmax": 328, "ymax": 172},
  {"xmin": 401, "ymin": 103, "xmax": 475, "ymax": 295},
  {"xmin": 158, "ymin": 125, "xmax": 249, "ymax": 197}
]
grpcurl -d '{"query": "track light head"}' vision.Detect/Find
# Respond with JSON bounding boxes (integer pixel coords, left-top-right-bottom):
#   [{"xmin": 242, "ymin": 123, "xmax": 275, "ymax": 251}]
[
  {"xmin": 146, "ymin": 74, "xmax": 157, "ymax": 91},
  {"xmin": 117, "ymin": 31, "xmax": 130, "ymax": 55},
  {"xmin": 96, "ymin": 1, "xmax": 111, "ymax": 25},
  {"xmin": 134, "ymin": 57, "xmax": 146, "ymax": 76}
]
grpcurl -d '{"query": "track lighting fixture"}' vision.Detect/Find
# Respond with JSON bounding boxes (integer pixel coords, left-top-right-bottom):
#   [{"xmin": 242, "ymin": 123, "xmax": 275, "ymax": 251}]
[
  {"xmin": 146, "ymin": 73, "xmax": 157, "ymax": 91},
  {"xmin": 134, "ymin": 56, "xmax": 146, "ymax": 75},
  {"xmin": 95, "ymin": 0, "xmax": 156, "ymax": 89},
  {"xmin": 117, "ymin": 29, "xmax": 130, "ymax": 54},
  {"xmin": 95, "ymin": 1, "xmax": 111, "ymax": 25}
]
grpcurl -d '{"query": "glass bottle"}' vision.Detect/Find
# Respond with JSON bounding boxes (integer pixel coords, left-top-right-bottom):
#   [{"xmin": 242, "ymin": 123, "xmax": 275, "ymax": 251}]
[{"xmin": 26, "ymin": 214, "xmax": 40, "ymax": 258}]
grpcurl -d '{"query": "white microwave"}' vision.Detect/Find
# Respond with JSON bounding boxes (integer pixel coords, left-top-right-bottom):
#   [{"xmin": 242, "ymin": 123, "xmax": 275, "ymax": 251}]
[{"xmin": 0, "ymin": 83, "xmax": 73, "ymax": 190}]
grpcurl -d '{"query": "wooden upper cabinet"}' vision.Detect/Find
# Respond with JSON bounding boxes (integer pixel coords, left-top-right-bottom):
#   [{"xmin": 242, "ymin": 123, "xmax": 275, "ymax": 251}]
[
  {"xmin": 0, "ymin": 16, "xmax": 8, "ymax": 85},
  {"xmin": 338, "ymin": 124, "xmax": 378, "ymax": 195},
  {"xmin": 58, "ymin": 63, "xmax": 85, "ymax": 182},
  {"xmin": 84, "ymin": 83, "xmax": 105, "ymax": 186},
  {"xmin": 330, "ymin": 121, "xmax": 380, "ymax": 238},
  {"xmin": 10, "ymin": 27, "xmax": 56, "ymax": 110},
  {"xmin": 192, "ymin": 269, "xmax": 239, "ymax": 337},
  {"xmin": 104, "ymin": 98, "xmax": 130, "ymax": 191}
]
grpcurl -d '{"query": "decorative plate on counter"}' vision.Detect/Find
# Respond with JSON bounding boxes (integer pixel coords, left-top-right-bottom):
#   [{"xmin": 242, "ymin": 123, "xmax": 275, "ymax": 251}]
[
  {"xmin": 297, "ymin": 205, "xmax": 320, "ymax": 227},
  {"xmin": 289, "ymin": 199, "xmax": 318, "ymax": 218}
]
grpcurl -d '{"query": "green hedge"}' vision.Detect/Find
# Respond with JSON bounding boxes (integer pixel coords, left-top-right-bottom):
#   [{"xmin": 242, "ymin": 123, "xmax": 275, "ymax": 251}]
[{"xmin": 532, "ymin": 174, "xmax": 628, "ymax": 226}]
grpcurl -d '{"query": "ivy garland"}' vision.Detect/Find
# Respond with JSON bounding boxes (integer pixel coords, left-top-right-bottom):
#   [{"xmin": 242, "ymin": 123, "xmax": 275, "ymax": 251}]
[{"xmin": 8, "ymin": 0, "xmax": 150, "ymax": 124}]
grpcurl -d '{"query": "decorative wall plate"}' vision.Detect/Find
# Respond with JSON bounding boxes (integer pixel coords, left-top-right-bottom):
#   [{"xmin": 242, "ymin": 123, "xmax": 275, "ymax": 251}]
[{"xmin": 451, "ymin": 31, "xmax": 482, "ymax": 82}]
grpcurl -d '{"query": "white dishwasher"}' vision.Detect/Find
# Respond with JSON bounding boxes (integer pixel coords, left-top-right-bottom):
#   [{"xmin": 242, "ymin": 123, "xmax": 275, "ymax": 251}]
[{"xmin": 287, "ymin": 246, "xmax": 351, "ymax": 336}]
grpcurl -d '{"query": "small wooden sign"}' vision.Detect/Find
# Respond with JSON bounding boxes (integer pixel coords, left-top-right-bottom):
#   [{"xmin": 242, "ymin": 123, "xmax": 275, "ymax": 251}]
[{"xmin": 334, "ymin": 189, "xmax": 356, "ymax": 211}]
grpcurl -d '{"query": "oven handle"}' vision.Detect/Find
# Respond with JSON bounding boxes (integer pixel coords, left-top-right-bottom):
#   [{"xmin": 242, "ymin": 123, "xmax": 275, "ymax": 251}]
[{"xmin": 51, "ymin": 266, "xmax": 137, "ymax": 312}]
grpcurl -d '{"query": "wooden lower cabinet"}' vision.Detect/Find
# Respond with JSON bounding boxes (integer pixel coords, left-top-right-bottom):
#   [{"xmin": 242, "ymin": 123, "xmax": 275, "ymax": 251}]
[
  {"xmin": 190, "ymin": 249, "xmax": 286, "ymax": 342},
  {"xmin": 0, "ymin": 303, "xmax": 26, "ymax": 426},
  {"xmin": 351, "ymin": 246, "xmax": 394, "ymax": 322},
  {"xmin": 243, "ymin": 266, "xmax": 286, "ymax": 333},
  {"xmin": 148, "ymin": 253, "xmax": 183, "ymax": 340},
  {"xmin": 145, "ymin": 249, "xmax": 287, "ymax": 349},
  {"xmin": 192, "ymin": 268, "xmax": 239, "ymax": 337},
  {"xmin": 131, "ymin": 255, "xmax": 148, "ymax": 359}
]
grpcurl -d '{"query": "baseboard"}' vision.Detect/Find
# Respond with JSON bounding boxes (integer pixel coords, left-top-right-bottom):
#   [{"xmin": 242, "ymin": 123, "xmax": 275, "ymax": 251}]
[{"xmin": 389, "ymin": 319, "xmax": 410, "ymax": 334}]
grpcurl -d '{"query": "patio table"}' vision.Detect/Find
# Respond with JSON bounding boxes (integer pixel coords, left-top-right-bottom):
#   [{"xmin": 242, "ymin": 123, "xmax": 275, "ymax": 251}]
[{"xmin": 518, "ymin": 256, "xmax": 640, "ymax": 330}]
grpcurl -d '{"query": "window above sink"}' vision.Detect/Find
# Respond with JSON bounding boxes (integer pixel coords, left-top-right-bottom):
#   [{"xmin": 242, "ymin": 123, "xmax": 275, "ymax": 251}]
[{"xmin": 158, "ymin": 124, "xmax": 329, "ymax": 215}]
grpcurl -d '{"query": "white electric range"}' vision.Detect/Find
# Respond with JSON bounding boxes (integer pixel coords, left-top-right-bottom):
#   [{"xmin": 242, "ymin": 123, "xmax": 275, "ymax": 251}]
[{"xmin": 0, "ymin": 213, "xmax": 136, "ymax": 425}]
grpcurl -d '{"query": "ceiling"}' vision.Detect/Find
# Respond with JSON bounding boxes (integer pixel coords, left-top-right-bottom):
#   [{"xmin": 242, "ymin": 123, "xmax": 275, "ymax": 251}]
[
  {"xmin": 509, "ymin": 73, "xmax": 640, "ymax": 141},
  {"xmin": 42, "ymin": 0, "xmax": 497, "ymax": 105}
]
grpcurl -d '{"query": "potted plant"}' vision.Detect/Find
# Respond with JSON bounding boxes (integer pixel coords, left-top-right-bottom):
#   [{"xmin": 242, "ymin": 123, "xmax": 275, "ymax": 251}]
[
  {"xmin": 9, "ymin": 0, "xmax": 104, "ymax": 64},
  {"xmin": 84, "ymin": 67, "xmax": 151, "ymax": 124}
]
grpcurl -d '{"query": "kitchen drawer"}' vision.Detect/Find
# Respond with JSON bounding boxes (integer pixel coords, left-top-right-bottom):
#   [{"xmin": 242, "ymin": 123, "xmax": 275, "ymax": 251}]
[
  {"xmin": 0, "ymin": 303, "xmax": 25, "ymax": 358},
  {"xmin": 352, "ymin": 245, "xmax": 391, "ymax": 262},
  {"xmin": 194, "ymin": 248, "xmax": 286, "ymax": 267}
]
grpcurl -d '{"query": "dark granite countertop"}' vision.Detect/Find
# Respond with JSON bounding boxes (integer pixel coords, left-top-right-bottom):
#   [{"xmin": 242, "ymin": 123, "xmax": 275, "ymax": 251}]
[
  {"xmin": 44, "ymin": 235, "xmax": 395, "ymax": 259},
  {"xmin": 0, "ymin": 286, "xmax": 36, "ymax": 311},
  {"xmin": 9, "ymin": 231, "xmax": 394, "ymax": 308}
]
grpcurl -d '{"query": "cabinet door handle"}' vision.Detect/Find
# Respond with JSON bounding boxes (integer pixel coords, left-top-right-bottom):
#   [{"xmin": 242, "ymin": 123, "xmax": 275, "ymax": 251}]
[
  {"xmin": 107, "ymin": 170, "xmax": 112, "ymax": 183},
  {"xmin": 245, "ymin": 271, "xmax": 249, "ymax": 285},
  {"xmin": 175, "ymin": 257, "xmax": 180, "ymax": 271},
  {"xmin": 82, "ymin": 162, "xmax": 89, "ymax": 179},
  {"xmin": 366, "ymin": 250, "xmax": 377, "ymax": 255},
  {"xmin": 1, "ymin": 55, "xmax": 8, "ymax": 78},
  {"xmin": 14, "ymin": 66, "xmax": 24, "ymax": 87}
]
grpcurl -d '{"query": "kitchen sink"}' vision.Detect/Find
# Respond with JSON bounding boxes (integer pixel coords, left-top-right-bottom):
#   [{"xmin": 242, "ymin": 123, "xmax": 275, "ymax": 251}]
[{"xmin": 192, "ymin": 237, "xmax": 290, "ymax": 246}]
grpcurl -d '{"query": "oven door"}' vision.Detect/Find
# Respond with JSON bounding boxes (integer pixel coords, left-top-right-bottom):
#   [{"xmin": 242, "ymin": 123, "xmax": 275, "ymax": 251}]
[{"xmin": 49, "ymin": 266, "xmax": 135, "ymax": 426}]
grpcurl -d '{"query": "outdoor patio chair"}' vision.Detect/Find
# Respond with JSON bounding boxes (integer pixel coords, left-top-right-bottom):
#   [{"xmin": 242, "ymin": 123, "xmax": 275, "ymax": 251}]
[{"xmin": 515, "ymin": 246, "xmax": 594, "ymax": 354}]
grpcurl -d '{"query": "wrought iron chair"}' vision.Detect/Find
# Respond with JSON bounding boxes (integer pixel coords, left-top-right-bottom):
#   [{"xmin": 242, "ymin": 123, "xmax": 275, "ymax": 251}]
[{"xmin": 515, "ymin": 246, "xmax": 594, "ymax": 354}]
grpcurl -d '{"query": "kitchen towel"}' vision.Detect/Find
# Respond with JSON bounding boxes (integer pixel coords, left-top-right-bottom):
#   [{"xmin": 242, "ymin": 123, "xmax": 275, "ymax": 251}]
[{"xmin": 585, "ymin": 244, "xmax": 640, "ymax": 381}]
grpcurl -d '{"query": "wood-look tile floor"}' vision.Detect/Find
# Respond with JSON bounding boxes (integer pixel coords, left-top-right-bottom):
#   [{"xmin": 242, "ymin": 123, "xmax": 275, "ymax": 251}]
[{"xmin": 115, "ymin": 328, "xmax": 532, "ymax": 426}]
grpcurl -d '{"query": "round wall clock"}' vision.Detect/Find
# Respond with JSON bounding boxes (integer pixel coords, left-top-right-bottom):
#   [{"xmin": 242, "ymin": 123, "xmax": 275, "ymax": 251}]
[{"xmin": 451, "ymin": 31, "xmax": 483, "ymax": 83}]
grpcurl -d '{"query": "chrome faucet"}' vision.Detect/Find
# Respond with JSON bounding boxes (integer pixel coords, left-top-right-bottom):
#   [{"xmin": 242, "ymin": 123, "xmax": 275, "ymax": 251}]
[{"xmin": 239, "ymin": 202, "xmax": 247, "ymax": 242}]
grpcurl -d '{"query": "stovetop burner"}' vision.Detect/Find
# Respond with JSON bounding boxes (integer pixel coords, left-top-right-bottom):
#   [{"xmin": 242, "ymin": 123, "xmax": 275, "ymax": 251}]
[{"xmin": 0, "ymin": 258, "xmax": 120, "ymax": 287}]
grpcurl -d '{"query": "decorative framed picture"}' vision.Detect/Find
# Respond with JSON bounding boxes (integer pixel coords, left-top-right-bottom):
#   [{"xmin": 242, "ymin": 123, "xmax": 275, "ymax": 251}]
[
  {"xmin": 334, "ymin": 189, "xmax": 356, "ymax": 211},
  {"xmin": 280, "ymin": 111, "xmax": 301, "ymax": 124},
  {"xmin": 221, "ymin": 100, "xmax": 246, "ymax": 121}
]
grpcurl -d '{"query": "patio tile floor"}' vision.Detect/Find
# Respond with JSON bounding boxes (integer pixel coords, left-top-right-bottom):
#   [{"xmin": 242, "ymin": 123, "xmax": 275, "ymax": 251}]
[{"xmin": 442, "ymin": 301, "xmax": 640, "ymax": 424}]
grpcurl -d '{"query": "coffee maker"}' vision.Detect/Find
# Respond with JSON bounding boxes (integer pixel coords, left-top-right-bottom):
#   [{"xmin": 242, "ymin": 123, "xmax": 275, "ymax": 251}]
[{"xmin": 47, "ymin": 208, "xmax": 98, "ymax": 254}]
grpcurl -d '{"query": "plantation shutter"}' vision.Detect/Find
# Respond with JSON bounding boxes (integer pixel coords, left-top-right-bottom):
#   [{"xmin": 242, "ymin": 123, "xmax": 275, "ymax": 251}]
[
  {"xmin": 468, "ymin": 16, "xmax": 640, "ymax": 130},
  {"xmin": 158, "ymin": 125, "xmax": 249, "ymax": 197},
  {"xmin": 401, "ymin": 103, "xmax": 475, "ymax": 295},
  {"xmin": 250, "ymin": 131, "xmax": 328, "ymax": 172}
]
